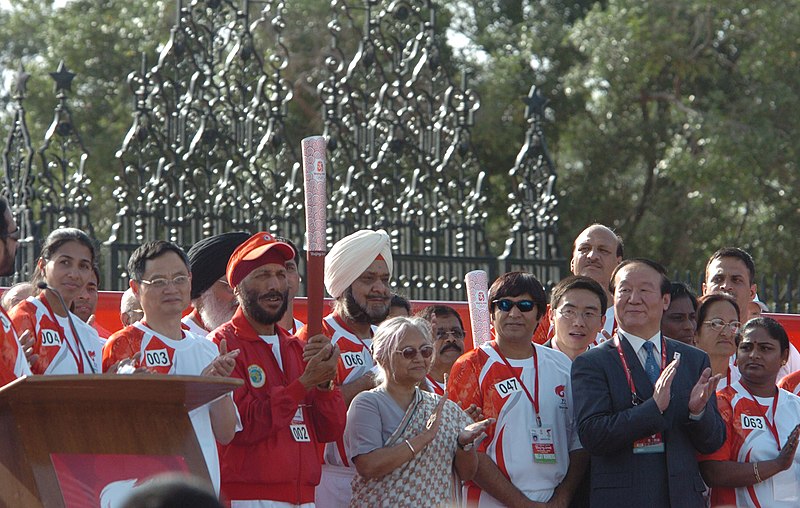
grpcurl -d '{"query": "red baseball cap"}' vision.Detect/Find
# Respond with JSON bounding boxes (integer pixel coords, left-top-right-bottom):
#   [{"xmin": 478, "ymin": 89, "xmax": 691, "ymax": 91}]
[{"xmin": 226, "ymin": 232, "xmax": 296, "ymax": 288}]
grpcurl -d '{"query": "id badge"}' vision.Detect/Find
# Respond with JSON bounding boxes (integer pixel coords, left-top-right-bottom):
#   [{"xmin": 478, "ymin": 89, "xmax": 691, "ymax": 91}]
[
  {"xmin": 633, "ymin": 433, "xmax": 665, "ymax": 454},
  {"xmin": 531, "ymin": 427, "xmax": 557, "ymax": 464},
  {"xmin": 773, "ymin": 469, "xmax": 799, "ymax": 502},
  {"xmin": 290, "ymin": 424, "xmax": 311, "ymax": 442}
]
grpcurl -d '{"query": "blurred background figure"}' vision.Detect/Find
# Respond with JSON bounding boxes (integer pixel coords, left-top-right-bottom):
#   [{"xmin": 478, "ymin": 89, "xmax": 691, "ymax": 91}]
[
  {"xmin": 1, "ymin": 282, "xmax": 34, "ymax": 312},
  {"xmin": 118, "ymin": 474, "xmax": 223, "ymax": 508},
  {"xmin": 275, "ymin": 236, "xmax": 305, "ymax": 335},
  {"xmin": 417, "ymin": 304, "xmax": 466, "ymax": 394},
  {"xmin": 693, "ymin": 294, "xmax": 741, "ymax": 390},
  {"xmin": 119, "ymin": 287, "xmax": 143, "ymax": 328},
  {"xmin": 184, "ymin": 232, "xmax": 249, "ymax": 337},
  {"xmin": 387, "ymin": 294, "xmax": 411, "ymax": 319},
  {"xmin": 661, "ymin": 282, "xmax": 698, "ymax": 345}
]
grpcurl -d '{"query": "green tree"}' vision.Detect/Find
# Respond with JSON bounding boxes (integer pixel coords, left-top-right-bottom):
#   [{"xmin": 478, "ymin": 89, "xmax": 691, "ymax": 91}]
[{"xmin": 453, "ymin": 0, "xmax": 800, "ymax": 279}]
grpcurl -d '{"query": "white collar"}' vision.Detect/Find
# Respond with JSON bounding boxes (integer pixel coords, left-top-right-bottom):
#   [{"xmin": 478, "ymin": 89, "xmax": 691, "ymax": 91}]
[{"xmin": 619, "ymin": 328, "xmax": 661, "ymax": 354}]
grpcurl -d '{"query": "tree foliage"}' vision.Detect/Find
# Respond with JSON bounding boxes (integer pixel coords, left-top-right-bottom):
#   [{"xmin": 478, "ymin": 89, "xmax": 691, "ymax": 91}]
[
  {"xmin": 456, "ymin": 0, "xmax": 799, "ymax": 276},
  {"xmin": 1, "ymin": 0, "xmax": 798, "ymax": 280}
]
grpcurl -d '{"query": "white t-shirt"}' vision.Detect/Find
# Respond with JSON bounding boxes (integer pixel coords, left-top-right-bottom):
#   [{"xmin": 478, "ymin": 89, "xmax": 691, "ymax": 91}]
[
  {"xmin": 449, "ymin": 342, "xmax": 581, "ymax": 506},
  {"xmin": 129, "ymin": 322, "xmax": 240, "ymax": 494}
]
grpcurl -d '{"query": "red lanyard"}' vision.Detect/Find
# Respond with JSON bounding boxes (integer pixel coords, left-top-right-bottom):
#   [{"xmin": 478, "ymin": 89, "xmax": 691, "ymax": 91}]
[
  {"xmin": 426, "ymin": 375, "xmax": 445, "ymax": 395},
  {"xmin": 491, "ymin": 342, "xmax": 542, "ymax": 427},
  {"xmin": 40, "ymin": 295, "xmax": 85, "ymax": 373},
  {"xmin": 333, "ymin": 314, "xmax": 373, "ymax": 354},
  {"xmin": 615, "ymin": 334, "xmax": 666, "ymax": 404},
  {"xmin": 742, "ymin": 384, "xmax": 782, "ymax": 450}
]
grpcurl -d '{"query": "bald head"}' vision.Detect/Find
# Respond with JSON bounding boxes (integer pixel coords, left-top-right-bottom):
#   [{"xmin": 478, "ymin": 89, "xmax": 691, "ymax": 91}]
[{"xmin": 570, "ymin": 224, "xmax": 623, "ymax": 291}]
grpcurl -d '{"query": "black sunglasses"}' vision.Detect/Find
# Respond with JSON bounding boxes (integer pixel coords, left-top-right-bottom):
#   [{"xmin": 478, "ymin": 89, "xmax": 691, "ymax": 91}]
[
  {"xmin": 493, "ymin": 299, "xmax": 536, "ymax": 313},
  {"xmin": 394, "ymin": 345, "xmax": 434, "ymax": 360}
]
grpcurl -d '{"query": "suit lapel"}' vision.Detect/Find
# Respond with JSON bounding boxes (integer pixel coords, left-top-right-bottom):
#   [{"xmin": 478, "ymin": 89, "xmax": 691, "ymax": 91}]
[{"xmin": 616, "ymin": 332, "xmax": 656, "ymax": 400}]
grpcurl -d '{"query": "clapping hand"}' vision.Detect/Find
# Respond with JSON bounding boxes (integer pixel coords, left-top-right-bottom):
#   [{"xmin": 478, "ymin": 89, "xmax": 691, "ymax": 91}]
[
  {"xmin": 688, "ymin": 367, "xmax": 721, "ymax": 415},
  {"xmin": 457, "ymin": 417, "xmax": 495, "ymax": 451},
  {"xmin": 202, "ymin": 339, "xmax": 240, "ymax": 377},
  {"xmin": 775, "ymin": 424, "xmax": 800, "ymax": 471}
]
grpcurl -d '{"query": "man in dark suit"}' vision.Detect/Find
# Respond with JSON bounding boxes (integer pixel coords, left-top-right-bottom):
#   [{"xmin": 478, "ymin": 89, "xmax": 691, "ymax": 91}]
[{"xmin": 572, "ymin": 258, "xmax": 725, "ymax": 508}]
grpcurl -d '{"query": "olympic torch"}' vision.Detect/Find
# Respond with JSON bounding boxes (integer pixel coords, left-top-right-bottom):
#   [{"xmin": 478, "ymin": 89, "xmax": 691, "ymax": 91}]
[
  {"xmin": 465, "ymin": 270, "xmax": 491, "ymax": 347},
  {"xmin": 302, "ymin": 136, "xmax": 327, "ymax": 336}
]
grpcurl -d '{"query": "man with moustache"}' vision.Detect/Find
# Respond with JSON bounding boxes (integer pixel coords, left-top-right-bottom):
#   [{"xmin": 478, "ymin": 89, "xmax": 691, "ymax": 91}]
[
  {"xmin": 183, "ymin": 232, "xmax": 250, "ymax": 337},
  {"xmin": 572, "ymin": 259, "xmax": 725, "ymax": 507},
  {"xmin": 535, "ymin": 224, "xmax": 623, "ymax": 344},
  {"xmin": 0, "ymin": 196, "xmax": 31, "ymax": 387},
  {"xmin": 703, "ymin": 247, "xmax": 800, "ymax": 378},
  {"xmin": 296, "ymin": 229, "xmax": 393, "ymax": 508},
  {"xmin": 417, "ymin": 304, "xmax": 466, "ymax": 395},
  {"xmin": 210, "ymin": 232, "xmax": 344, "ymax": 506}
]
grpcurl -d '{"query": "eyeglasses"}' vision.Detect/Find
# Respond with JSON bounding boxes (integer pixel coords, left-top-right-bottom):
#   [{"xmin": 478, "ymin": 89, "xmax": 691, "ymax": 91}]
[
  {"xmin": 703, "ymin": 319, "xmax": 741, "ymax": 334},
  {"xmin": 493, "ymin": 299, "xmax": 536, "ymax": 313},
  {"xmin": 216, "ymin": 278, "xmax": 230, "ymax": 288},
  {"xmin": 434, "ymin": 328, "xmax": 465, "ymax": 340},
  {"xmin": 556, "ymin": 307, "xmax": 601, "ymax": 321},
  {"xmin": 3, "ymin": 227, "xmax": 20, "ymax": 241},
  {"xmin": 394, "ymin": 345, "xmax": 434, "ymax": 360},
  {"xmin": 139, "ymin": 275, "xmax": 190, "ymax": 289}
]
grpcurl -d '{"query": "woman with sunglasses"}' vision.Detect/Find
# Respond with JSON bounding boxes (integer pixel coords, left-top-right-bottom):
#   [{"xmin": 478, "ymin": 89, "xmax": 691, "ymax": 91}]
[
  {"xmin": 693, "ymin": 294, "xmax": 741, "ymax": 390},
  {"xmin": 9, "ymin": 228, "xmax": 104, "ymax": 374},
  {"xmin": 344, "ymin": 316, "xmax": 492, "ymax": 507},
  {"xmin": 699, "ymin": 317, "xmax": 800, "ymax": 507}
]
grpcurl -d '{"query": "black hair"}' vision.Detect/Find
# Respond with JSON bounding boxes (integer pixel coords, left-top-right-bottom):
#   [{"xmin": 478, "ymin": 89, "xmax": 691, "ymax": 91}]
[
  {"xmin": 609, "ymin": 258, "xmax": 671, "ymax": 296},
  {"xmin": 706, "ymin": 247, "xmax": 756, "ymax": 285},
  {"xmin": 31, "ymin": 228, "xmax": 96, "ymax": 289},
  {"xmin": 669, "ymin": 282, "xmax": 698, "ymax": 311},
  {"xmin": 0, "ymin": 197, "xmax": 9, "ymax": 237},
  {"xmin": 128, "ymin": 240, "xmax": 190, "ymax": 281},
  {"xmin": 488, "ymin": 272, "xmax": 547, "ymax": 319},
  {"xmin": 274, "ymin": 236, "xmax": 301, "ymax": 265},
  {"xmin": 390, "ymin": 293, "xmax": 411, "ymax": 314},
  {"xmin": 696, "ymin": 293, "xmax": 740, "ymax": 330},
  {"xmin": 120, "ymin": 474, "xmax": 223, "ymax": 508},
  {"xmin": 550, "ymin": 275, "xmax": 608, "ymax": 315},
  {"xmin": 739, "ymin": 316, "xmax": 790, "ymax": 353},
  {"xmin": 416, "ymin": 304, "xmax": 464, "ymax": 329}
]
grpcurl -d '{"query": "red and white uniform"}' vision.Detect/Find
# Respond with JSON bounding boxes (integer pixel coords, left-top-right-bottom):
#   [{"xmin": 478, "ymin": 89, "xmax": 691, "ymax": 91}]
[
  {"xmin": 0, "ymin": 307, "xmax": 32, "ymax": 387},
  {"xmin": 699, "ymin": 381, "xmax": 800, "ymax": 507},
  {"xmin": 102, "ymin": 322, "xmax": 235, "ymax": 494},
  {"xmin": 9, "ymin": 296, "xmax": 103, "ymax": 374},
  {"xmin": 182, "ymin": 309, "xmax": 210, "ymax": 338},
  {"xmin": 778, "ymin": 369, "xmax": 800, "ymax": 395},
  {"xmin": 447, "ymin": 341, "xmax": 581, "ymax": 506},
  {"xmin": 296, "ymin": 313, "xmax": 375, "ymax": 508},
  {"xmin": 211, "ymin": 307, "xmax": 346, "ymax": 505},
  {"xmin": 717, "ymin": 359, "xmax": 742, "ymax": 391}
]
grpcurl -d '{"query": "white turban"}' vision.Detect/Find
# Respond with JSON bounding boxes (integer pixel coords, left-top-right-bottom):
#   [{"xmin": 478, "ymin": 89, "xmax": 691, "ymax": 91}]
[{"xmin": 325, "ymin": 229, "xmax": 393, "ymax": 298}]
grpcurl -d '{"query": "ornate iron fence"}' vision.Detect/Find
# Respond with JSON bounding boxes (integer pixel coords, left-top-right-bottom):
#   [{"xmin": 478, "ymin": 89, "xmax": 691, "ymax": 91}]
[{"xmin": 1, "ymin": 0, "xmax": 564, "ymax": 299}]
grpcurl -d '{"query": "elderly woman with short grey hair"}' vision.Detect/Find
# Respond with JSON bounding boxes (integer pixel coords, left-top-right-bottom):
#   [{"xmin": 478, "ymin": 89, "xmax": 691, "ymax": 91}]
[{"xmin": 344, "ymin": 316, "xmax": 492, "ymax": 507}]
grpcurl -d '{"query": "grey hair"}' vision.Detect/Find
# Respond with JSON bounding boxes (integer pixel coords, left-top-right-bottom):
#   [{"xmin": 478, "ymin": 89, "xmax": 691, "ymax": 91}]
[{"xmin": 372, "ymin": 316, "xmax": 433, "ymax": 382}]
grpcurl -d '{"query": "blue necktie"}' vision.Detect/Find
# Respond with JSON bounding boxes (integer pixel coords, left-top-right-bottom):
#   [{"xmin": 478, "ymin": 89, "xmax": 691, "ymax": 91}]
[{"xmin": 642, "ymin": 341, "xmax": 660, "ymax": 384}]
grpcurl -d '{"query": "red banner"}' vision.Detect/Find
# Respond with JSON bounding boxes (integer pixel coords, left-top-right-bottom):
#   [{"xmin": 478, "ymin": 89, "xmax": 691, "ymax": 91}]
[{"xmin": 51, "ymin": 453, "xmax": 190, "ymax": 507}]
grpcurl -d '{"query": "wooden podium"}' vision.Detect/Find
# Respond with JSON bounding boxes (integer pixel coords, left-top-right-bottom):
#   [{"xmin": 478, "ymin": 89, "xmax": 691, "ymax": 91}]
[{"xmin": 0, "ymin": 374, "xmax": 242, "ymax": 507}]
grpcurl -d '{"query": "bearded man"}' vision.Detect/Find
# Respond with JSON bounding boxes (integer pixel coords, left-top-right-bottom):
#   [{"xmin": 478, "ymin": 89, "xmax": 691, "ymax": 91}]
[
  {"xmin": 183, "ymin": 232, "xmax": 250, "ymax": 337},
  {"xmin": 296, "ymin": 229, "xmax": 393, "ymax": 508}
]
